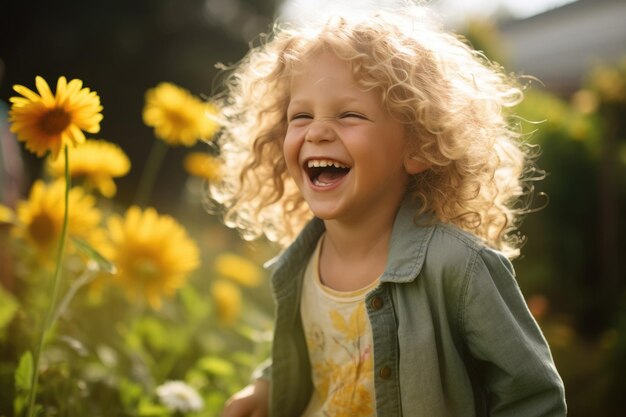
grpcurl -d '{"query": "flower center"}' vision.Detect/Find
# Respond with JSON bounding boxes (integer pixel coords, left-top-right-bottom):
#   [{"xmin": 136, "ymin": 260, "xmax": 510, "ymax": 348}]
[
  {"xmin": 39, "ymin": 108, "xmax": 71, "ymax": 135},
  {"xmin": 28, "ymin": 213, "xmax": 57, "ymax": 247},
  {"xmin": 133, "ymin": 258, "xmax": 161, "ymax": 281},
  {"xmin": 165, "ymin": 109, "xmax": 192, "ymax": 129}
]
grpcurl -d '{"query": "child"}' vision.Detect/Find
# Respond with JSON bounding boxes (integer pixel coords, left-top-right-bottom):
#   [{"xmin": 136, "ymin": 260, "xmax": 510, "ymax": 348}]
[{"xmin": 214, "ymin": 4, "xmax": 566, "ymax": 417}]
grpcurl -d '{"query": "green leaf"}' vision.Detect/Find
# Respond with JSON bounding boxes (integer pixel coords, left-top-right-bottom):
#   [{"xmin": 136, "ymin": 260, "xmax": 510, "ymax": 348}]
[
  {"xmin": 15, "ymin": 351, "xmax": 33, "ymax": 391},
  {"xmin": 118, "ymin": 378, "xmax": 143, "ymax": 408},
  {"xmin": 203, "ymin": 391, "xmax": 228, "ymax": 415},
  {"xmin": 14, "ymin": 351, "xmax": 33, "ymax": 417},
  {"xmin": 197, "ymin": 356, "xmax": 235, "ymax": 377},
  {"xmin": 236, "ymin": 324, "xmax": 272, "ymax": 343},
  {"xmin": 185, "ymin": 369, "xmax": 209, "ymax": 388},
  {"xmin": 137, "ymin": 397, "xmax": 169, "ymax": 416},
  {"xmin": 230, "ymin": 351, "xmax": 254, "ymax": 367},
  {"xmin": 179, "ymin": 286, "xmax": 210, "ymax": 320},
  {"xmin": 137, "ymin": 317, "xmax": 169, "ymax": 352},
  {"xmin": 0, "ymin": 284, "xmax": 19, "ymax": 339},
  {"xmin": 14, "ymin": 397, "xmax": 26, "ymax": 417},
  {"xmin": 71, "ymin": 236, "xmax": 117, "ymax": 274}
]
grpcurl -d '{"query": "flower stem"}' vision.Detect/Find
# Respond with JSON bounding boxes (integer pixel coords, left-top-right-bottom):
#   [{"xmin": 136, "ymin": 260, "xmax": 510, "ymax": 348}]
[
  {"xmin": 26, "ymin": 146, "xmax": 71, "ymax": 417},
  {"xmin": 134, "ymin": 139, "xmax": 168, "ymax": 207}
]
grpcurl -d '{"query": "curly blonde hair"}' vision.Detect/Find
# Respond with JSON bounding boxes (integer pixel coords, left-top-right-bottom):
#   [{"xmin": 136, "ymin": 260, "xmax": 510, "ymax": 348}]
[{"xmin": 209, "ymin": 4, "xmax": 538, "ymax": 258}]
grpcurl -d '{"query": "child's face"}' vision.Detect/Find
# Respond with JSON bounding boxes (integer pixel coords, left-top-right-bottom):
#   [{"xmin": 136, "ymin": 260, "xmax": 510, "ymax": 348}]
[{"xmin": 283, "ymin": 50, "xmax": 415, "ymax": 224}]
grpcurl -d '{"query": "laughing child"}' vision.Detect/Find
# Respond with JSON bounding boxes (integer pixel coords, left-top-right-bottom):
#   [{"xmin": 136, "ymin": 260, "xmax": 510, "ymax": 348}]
[{"xmin": 214, "ymin": 4, "xmax": 566, "ymax": 417}]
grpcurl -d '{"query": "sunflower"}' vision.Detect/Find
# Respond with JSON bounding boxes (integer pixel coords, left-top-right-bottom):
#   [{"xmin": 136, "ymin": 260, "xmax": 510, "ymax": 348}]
[
  {"xmin": 106, "ymin": 206, "xmax": 200, "ymax": 309},
  {"xmin": 9, "ymin": 76, "xmax": 103, "ymax": 160},
  {"xmin": 183, "ymin": 152, "xmax": 221, "ymax": 181},
  {"xmin": 214, "ymin": 252, "xmax": 262, "ymax": 287},
  {"xmin": 142, "ymin": 82, "xmax": 219, "ymax": 146},
  {"xmin": 12, "ymin": 180, "xmax": 103, "ymax": 256},
  {"xmin": 46, "ymin": 139, "xmax": 130, "ymax": 198},
  {"xmin": 212, "ymin": 279, "xmax": 242, "ymax": 325}
]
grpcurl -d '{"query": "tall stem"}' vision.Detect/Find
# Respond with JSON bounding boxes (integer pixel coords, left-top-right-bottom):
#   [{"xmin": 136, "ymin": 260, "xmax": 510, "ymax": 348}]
[
  {"xmin": 26, "ymin": 146, "xmax": 71, "ymax": 417},
  {"xmin": 134, "ymin": 140, "xmax": 168, "ymax": 207}
]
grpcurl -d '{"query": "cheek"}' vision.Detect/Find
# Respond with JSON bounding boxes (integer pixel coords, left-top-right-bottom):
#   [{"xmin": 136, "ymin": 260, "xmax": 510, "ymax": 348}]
[{"xmin": 282, "ymin": 133, "xmax": 300, "ymax": 174}]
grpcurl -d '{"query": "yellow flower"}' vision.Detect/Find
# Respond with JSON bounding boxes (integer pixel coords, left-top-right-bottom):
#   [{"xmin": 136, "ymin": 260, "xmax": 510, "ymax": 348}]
[
  {"xmin": 46, "ymin": 139, "xmax": 130, "ymax": 198},
  {"xmin": 143, "ymin": 82, "xmax": 219, "ymax": 146},
  {"xmin": 590, "ymin": 65, "xmax": 626, "ymax": 103},
  {"xmin": 184, "ymin": 152, "xmax": 221, "ymax": 181},
  {"xmin": 12, "ymin": 180, "xmax": 103, "ymax": 256},
  {"xmin": 571, "ymin": 89, "xmax": 599, "ymax": 115},
  {"xmin": 214, "ymin": 253, "xmax": 262, "ymax": 287},
  {"xmin": 212, "ymin": 280, "xmax": 242, "ymax": 325},
  {"xmin": 9, "ymin": 76, "xmax": 103, "ymax": 159},
  {"xmin": 0, "ymin": 204, "xmax": 15, "ymax": 223},
  {"xmin": 106, "ymin": 206, "xmax": 200, "ymax": 309}
]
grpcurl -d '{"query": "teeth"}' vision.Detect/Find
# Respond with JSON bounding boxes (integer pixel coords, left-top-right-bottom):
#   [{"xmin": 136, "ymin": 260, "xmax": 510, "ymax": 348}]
[{"xmin": 306, "ymin": 159, "xmax": 349, "ymax": 169}]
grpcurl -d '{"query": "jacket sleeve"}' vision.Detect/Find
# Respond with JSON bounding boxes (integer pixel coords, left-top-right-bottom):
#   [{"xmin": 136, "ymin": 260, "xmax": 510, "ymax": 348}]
[{"xmin": 460, "ymin": 247, "xmax": 567, "ymax": 417}]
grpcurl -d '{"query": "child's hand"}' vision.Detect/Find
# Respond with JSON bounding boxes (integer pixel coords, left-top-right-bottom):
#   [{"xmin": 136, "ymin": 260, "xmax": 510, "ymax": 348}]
[{"xmin": 221, "ymin": 379, "xmax": 269, "ymax": 417}]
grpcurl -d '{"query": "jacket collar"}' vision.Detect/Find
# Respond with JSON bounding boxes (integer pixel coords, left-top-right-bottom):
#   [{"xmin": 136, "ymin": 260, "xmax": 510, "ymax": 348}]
[
  {"xmin": 380, "ymin": 200, "xmax": 436, "ymax": 284},
  {"xmin": 269, "ymin": 199, "xmax": 436, "ymax": 292}
]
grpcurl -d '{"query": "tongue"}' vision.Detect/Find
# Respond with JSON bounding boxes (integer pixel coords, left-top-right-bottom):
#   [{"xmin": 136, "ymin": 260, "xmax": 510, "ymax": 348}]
[{"xmin": 317, "ymin": 168, "xmax": 347, "ymax": 184}]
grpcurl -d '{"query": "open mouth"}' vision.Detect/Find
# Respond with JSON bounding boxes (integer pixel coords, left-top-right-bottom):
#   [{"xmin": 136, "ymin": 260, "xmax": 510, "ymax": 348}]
[{"xmin": 304, "ymin": 159, "xmax": 351, "ymax": 187}]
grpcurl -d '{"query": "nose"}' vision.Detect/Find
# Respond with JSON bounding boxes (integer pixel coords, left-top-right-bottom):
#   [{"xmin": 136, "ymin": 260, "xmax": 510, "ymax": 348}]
[{"xmin": 304, "ymin": 118, "xmax": 335, "ymax": 143}]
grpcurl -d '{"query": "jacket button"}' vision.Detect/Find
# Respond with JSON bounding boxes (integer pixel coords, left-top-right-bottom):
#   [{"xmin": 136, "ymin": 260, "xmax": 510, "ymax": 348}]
[
  {"xmin": 370, "ymin": 296, "xmax": 384, "ymax": 310},
  {"xmin": 379, "ymin": 366, "xmax": 392, "ymax": 379}
]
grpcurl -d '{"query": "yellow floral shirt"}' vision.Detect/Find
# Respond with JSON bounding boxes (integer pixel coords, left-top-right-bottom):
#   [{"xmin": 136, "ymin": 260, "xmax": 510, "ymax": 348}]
[{"xmin": 300, "ymin": 237, "xmax": 379, "ymax": 417}]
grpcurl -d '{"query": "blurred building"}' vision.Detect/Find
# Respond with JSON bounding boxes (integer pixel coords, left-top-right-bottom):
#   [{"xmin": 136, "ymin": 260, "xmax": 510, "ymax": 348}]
[{"xmin": 499, "ymin": 0, "xmax": 626, "ymax": 94}]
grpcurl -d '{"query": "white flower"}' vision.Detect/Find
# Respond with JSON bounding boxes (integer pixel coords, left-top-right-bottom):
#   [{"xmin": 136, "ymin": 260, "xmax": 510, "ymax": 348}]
[{"xmin": 156, "ymin": 380, "xmax": 204, "ymax": 413}]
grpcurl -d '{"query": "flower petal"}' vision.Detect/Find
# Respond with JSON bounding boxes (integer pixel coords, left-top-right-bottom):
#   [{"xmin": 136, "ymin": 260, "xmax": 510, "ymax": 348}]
[{"xmin": 35, "ymin": 76, "xmax": 55, "ymax": 105}]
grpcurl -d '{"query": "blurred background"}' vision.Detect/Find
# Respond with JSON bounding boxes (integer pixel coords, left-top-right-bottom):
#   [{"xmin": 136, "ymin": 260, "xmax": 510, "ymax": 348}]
[{"xmin": 0, "ymin": 0, "xmax": 625, "ymax": 416}]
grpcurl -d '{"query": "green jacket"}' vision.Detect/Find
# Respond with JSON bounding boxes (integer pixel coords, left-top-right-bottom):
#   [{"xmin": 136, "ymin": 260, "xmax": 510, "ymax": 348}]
[{"xmin": 261, "ymin": 201, "xmax": 566, "ymax": 416}]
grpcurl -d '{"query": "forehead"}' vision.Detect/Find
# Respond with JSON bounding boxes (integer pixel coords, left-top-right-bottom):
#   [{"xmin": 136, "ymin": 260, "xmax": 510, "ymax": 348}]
[{"xmin": 289, "ymin": 50, "xmax": 361, "ymax": 92}]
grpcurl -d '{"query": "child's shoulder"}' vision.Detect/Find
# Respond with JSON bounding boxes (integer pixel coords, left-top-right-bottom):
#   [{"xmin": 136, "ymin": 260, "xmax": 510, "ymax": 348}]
[
  {"xmin": 389, "ymin": 203, "xmax": 512, "ymax": 283},
  {"xmin": 429, "ymin": 221, "xmax": 485, "ymax": 252},
  {"xmin": 423, "ymin": 220, "xmax": 485, "ymax": 259},
  {"xmin": 404, "ymin": 220, "xmax": 518, "ymax": 319},
  {"xmin": 419, "ymin": 220, "xmax": 513, "ymax": 280}
]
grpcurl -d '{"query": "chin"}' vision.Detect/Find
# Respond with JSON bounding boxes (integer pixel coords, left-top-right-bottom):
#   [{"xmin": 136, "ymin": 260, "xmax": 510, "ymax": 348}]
[{"xmin": 306, "ymin": 203, "xmax": 341, "ymax": 221}]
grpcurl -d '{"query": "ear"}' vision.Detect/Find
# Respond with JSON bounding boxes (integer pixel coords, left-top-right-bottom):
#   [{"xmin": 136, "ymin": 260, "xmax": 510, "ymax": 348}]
[{"xmin": 403, "ymin": 154, "xmax": 429, "ymax": 175}]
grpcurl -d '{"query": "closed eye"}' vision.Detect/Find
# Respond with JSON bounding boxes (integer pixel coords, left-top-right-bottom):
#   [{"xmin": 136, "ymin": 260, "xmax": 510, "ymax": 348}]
[
  {"xmin": 289, "ymin": 113, "xmax": 313, "ymax": 121},
  {"xmin": 340, "ymin": 112, "xmax": 368, "ymax": 120}
]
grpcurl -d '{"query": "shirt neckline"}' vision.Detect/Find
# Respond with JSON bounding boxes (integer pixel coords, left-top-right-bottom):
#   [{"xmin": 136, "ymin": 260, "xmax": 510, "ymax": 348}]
[{"xmin": 311, "ymin": 234, "xmax": 381, "ymax": 302}]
